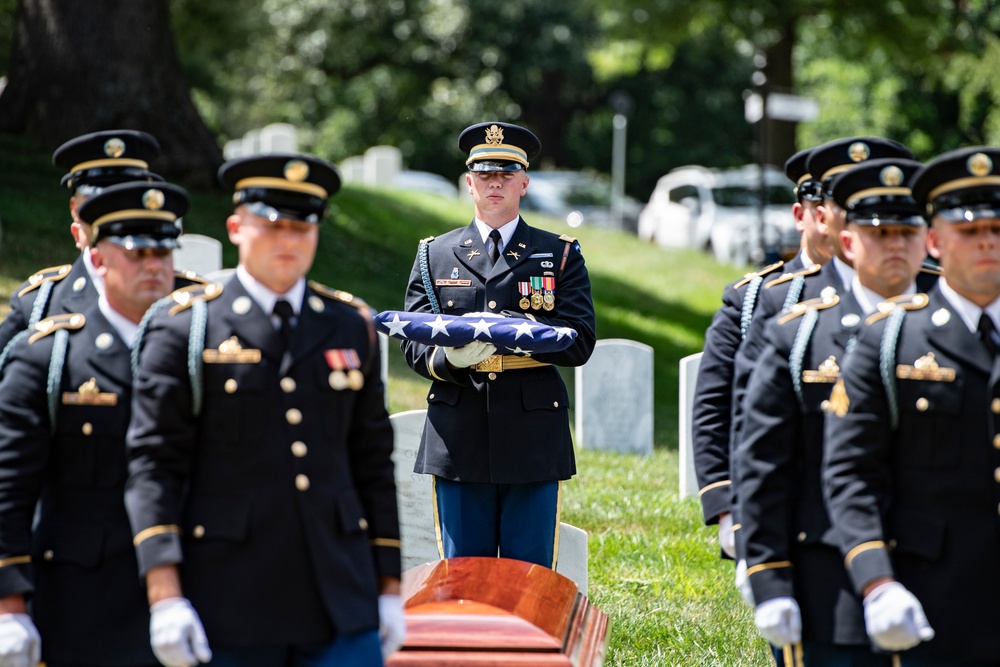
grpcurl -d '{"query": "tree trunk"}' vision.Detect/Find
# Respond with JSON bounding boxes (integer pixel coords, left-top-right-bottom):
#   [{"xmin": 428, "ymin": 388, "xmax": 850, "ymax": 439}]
[
  {"xmin": 0, "ymin": 0, "xmax": 222, "ymax": 188},
  {"xmin": 761, "ymin": 20, "xmax": 798, "ymax": 167}
]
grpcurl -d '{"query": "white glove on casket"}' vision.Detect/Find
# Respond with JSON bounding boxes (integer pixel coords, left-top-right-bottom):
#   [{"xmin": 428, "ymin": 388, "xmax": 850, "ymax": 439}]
[
  {"xmin": 735, "ymin": 559, "xmax": 755, "ymax": 607},
  {"xmin": 378, "ymin": 593, "xmax": 406, "ymax": 658},
  {"xmin": 0, "ymin": 613, "xmax": 40, "ymax": 667},
  {"xmin": 149, "ymin": 597, "xmax": 212, "ymax": 667},
  {"xmin": 718, "ymin": 513, "xmax": 736, "ymax": 559},
  {"xmin": 863, "ymin": 581, "xmax": 935, "ymax": 652},
  {"xmin": 443, "ymin": 340, "xmax": 497, "ymax": 368},
  {"xmin": 754, "ymin": 596, "xmax": 802, "ymax": 647}
]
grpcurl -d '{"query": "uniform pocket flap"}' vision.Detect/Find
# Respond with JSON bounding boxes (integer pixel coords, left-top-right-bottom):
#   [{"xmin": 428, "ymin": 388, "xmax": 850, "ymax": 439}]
[
  {"xmin": 182, "ymin": 496, "xmax": 251, "ymax": 542},
  {"xmin": 32, "ymin": 520, "xmax": 104, "ymax": 569},
  {"xmin": 888, "ymin": 510, "xmax": 945, "ymax": 562},
  {"xmin": 427, "ymin": 382, "xmax": 461, "ymax": 406}
]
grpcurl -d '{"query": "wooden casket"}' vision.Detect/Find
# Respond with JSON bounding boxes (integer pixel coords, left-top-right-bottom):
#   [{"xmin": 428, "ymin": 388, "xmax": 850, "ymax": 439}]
[{"xmin": 386, "ymin": 557, "xmax": 608, "ymax": 667}]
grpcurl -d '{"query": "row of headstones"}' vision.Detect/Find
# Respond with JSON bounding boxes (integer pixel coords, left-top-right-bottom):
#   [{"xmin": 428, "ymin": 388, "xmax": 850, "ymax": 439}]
[{"xmin": 171, "ymin": 235, "xmax": 661, "ymax": 592}]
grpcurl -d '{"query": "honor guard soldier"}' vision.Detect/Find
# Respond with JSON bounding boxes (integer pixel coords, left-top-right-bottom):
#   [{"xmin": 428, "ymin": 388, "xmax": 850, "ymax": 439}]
[
  {"xmin": 124, "ymin": 154, "xmax": 404, "ymax": 667},
  {"xmin": 738, "ymin": 158, "xmax": 928, "ymax": 666},
  {"xmin": 693, "ymin": 147, "xmax": 828, "ymax": 567},
  {"xmin": 823, "ymin": 146, "xmax": 1000, "ymax": 664},
  {"xmin": 729, "ymin": 139, "xmax": 919, "ymax": 534},
  {"xmin": 0, "ymin": 181, "xmax": 187, "ymax": 667},
  {"xmin": 0, "ymin": 129, "xmax": 205, "ymax": 357},
  {"xmin": 400, "ymin": 122, "xmax": 596, "ymax": 568}
]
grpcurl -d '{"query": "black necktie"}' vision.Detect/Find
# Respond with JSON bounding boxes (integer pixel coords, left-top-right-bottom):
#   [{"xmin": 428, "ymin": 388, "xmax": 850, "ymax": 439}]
[
  {"xmin": 979, "ymin": 313, "xmax": 998, "ymax": 356},
  {"xmin": 273, "ymin": 299, "xmax": 294, "ymax": 348},
  {"xmin": 488, "ymin": 229, "xmax": 502, "ymax": 265}
]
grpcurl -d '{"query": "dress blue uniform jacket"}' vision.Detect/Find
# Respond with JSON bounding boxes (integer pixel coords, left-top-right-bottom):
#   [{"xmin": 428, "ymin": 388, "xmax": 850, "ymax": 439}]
[
  {"xmin": 401, "ymin": 218, "xmax": 596, "ymax": 484},
  {"xmin": 125, "ymin": 275, "xmax": 400, "ymax": 647},
  {"xmin": 0, "ymin": 304, "xmax": 156, "ymax": 666},
  {"xmin": 692, "ymin": 256, "xmax": 804, "ymax": 526},
  {"xmin": 824, "ymin": 287, "xmax": 1000, "ymax": 662},
  {"xmin": 738, "ymin": 290, "xmax": 871, "ymax": 646}
]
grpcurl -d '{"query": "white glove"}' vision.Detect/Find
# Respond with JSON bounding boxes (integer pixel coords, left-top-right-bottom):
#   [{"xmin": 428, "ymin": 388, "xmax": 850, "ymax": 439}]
[
  {"xmin": 718, "ymin": 513, "xmax": 736, "ymax": 559},
  {"xmin": 149, "ymin": 597, "xmax": 212, "ymax": 667},
  {"xmin": 443, "ymin": 340, "xmax": 497, "ymax": 368},
  {"xmin": 735, "ymin": 559, "xmax": 755, "ymax": 606},
  {"xmin": 0, "ymin": 613, "xmax": 40, "ymax": 667},
  {"xmin": 863, "ymin": 581, "xmax": 935, "ymax": 651},
  {"xmin": 378, "ymin": 594, "xmax": 406, "ymax": 658},
  {"xmin": 754, "ymin": 596, "xmax": 802, "ymax": 647}
]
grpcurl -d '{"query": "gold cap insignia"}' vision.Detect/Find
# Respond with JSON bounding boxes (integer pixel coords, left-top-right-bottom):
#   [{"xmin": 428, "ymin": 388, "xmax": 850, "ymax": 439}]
[
  {"xmin": 142, "ymin": 188, "xmax": 165, "ymax": 210},
  {"xmin": 284, "ymin": 159, "xmax": 310, "ymax": 182},
  {"xmin": 848, "ymin": 142, "xmax": 870, "ymax": 162},
  {"xmin": 485, "ymin": 124, "xmax": 504, "ymax": 146},
  {"xmin": 880, "ymin": 165, "xmax": 904, "ymax": 187},
  {"xmin": 104, "ymin": 137, "xmax": 126, "ymax": 158},
  {"xmin": 967, "ymin": 152, "xmax": 993, "ymax": 177}
]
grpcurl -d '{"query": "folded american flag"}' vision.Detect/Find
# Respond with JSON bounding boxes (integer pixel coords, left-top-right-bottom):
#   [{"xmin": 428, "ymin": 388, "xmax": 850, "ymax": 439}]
[{"xmin": 374, "ymin": 311, "xmax": 578, "ymax": 354}]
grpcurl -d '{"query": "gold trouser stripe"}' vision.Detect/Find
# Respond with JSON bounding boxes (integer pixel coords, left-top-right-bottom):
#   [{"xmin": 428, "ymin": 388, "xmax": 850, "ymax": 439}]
[
  {"xmin": 698, "ymin": 480, "xmax": 731, "ymax": 496},
  {"xmin": 133, "ymin": 524, "xmax": 181, "ymax": 547},
  {"xmin": 371, "ymin": 538, "xmax": 402, "ymax": 549},
  {"xmin": 0, "ymin": 555, "xmax": 30, "ymax": 568},
  {"xmin": 794, "ymin": 642, "xmax": 804, "ymax": 667},
  {"xmin": 845, "ymin": 540, "xmax": 886, "ymax": 566},
  {"xmin": 892, "ymin": 655, "xmax": 901, "ymax": 667},
  {"xmin": 472, "ymin": 355, "xmax": 551, "ymax": 372},
  {"xmin": 428, "ymin": 347, "xmax": 446, "ymax": 382},
  {"xmin": 746, "ymin": 561, "xmax": 792, "ymax": 577},
  {"xmin": 431, "ymin": 477, "xmax": 444, "ymax": 560},
  {"xmin": 550, "ymin": 481, "xmax": 562, "ymax": 570}
]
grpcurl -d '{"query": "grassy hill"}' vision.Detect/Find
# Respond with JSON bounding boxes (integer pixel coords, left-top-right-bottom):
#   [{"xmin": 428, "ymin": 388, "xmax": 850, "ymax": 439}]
[{"xmin": 0, "ymin": 133, "xmax": 773, "ymax": 664}]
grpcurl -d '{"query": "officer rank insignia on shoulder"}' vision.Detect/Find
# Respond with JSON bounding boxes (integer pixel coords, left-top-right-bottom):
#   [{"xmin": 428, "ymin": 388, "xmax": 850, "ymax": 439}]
[
  {"xmin": 62, "ymin": 377, "xmax": 117, "ymax": 406},
  {"xmin": 896, "ymin": 352, "xmax": 956, "ymax": 382},
  {"xmin": 29, "ymin": 313, "xmax": 85, "ymax": 344},
  {"xmin": 776, "ymin": 291, "xmax": 840, "ymax": 325},
  {"xmin": 558, "ymin": 233, "xmax": 582, "ymax": 253},
  {"xmin": 18, "ymin": 264, "xmax": 72, "ymax": 297},
  {"xmin": 168, "ymin": 282, "xmax": 223, "ymax": 315},
  {"xmin": 764, "ymin": 263, "xmax": 821, "ymax": 289},
  {"xmin": 733, "ymin": 260, "xmax": 784, "ymax": 289},
  {"xmin": 865, "ymin": 293, "xmax": 929, "ymax": 325},
  {"xmin": 203, "ymin": 336, "xmax": 262, "ymax": 364},
  {"xmin": 308, "ymin": 281, "xmax": 371, "ymax": 314}
]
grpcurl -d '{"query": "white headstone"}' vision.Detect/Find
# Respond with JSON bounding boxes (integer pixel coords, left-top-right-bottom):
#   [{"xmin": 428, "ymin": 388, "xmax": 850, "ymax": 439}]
[
  {"xmin": 173, "ymin": 234, "xmax": 223, "ymax": 276},
  {"xmin": 205, "ymin": 268, "xmax": 235, "ymax": 283},
  {"xmin": 241, "ymin": 129, "xmax": 261, "ymax": 157},
  {"xmin": 678, "ymin": 352, "xmax": 702, "ymax": 499},
  {"xmin": 555, "ymin": 522, "xmax": 588, "ymax": 595},
  {"xmin": 390, "ymin": 410, "xmax": 441, "ymax": 572},
  {"xmin": 364, "ymin": 145, "xmax": 402, "ymax": 188},
  {"xmin": 575, "ymin": 339, "xmax": 654, "ymax": 456},
  {"xmin": 223, "ymin": 139, "xmax": 244, "ymax": 160},
  {"xmin": 390, "ymin": 410, "xmax": 589, "ymax": 589},
  {"xmin": 260, "ymin": 123, "xmax": 298, "ymax": 153},
  {"xmin": 339, "ymin": 156, "xmax": 365, "ymax": 185}
]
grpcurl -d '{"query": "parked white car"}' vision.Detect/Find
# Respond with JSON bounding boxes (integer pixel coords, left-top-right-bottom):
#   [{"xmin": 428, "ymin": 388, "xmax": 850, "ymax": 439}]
[{"xmin": 638, "ymin": 164, "xmax": 799, "ymax": 265}]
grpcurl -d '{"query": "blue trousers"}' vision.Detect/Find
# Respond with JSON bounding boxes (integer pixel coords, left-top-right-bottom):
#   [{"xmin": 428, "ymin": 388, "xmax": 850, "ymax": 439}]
[
  {"xmin": 433, "ymin": 477, "xmax": 560, "ymax": 567},
  {"xmin": 206, "ymin": 630, "xmax": 382, "ymax": 667}
]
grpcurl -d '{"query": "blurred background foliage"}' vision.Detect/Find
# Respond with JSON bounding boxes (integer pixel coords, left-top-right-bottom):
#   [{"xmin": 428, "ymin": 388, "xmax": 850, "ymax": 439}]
[{"xmin": 4, "ymin": 0, "xmax": 1000, "ymax": 201}]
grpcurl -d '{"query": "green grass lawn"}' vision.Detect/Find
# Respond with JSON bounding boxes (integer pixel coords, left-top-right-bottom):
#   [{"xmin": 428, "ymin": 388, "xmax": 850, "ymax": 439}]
[{"xmin": 0, "ymin": 133, "xmax": 774, "ymax": 664}]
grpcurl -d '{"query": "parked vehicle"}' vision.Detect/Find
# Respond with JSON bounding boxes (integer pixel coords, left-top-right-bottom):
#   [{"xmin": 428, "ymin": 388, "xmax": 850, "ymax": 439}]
[
  {"xmin": 393, "ymin": 169, "xmax": 459, "ymax": 199},
  {"xmin": 519, "ymin": 170, "xmax": 641, "ymax": 232},
  {"xmin": 637, "ymin": 164, "xmax": 799, "ymax": 265}
]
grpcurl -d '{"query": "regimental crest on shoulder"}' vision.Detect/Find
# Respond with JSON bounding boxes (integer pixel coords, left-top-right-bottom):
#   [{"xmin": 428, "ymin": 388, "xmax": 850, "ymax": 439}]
[
  {"xmin": 485, "ymin": 124, "xmax": 504, "ymax": 146},
  {"xmin": 865, "ymin": 293, "xmax": 930, "ymax": 324},
  {"xmin": 777, "ymin": 291, "xmax": 840, "ymax": 325},
  {"xmin": 308, "ymin": 280, "xmax": 371, "ymax": 314},
  {"xmin": 29, "ymin": 313, "xmax": 85, "ymax": 344},
  {"xmin": 764, "ymin": 263, "xmax": 821, "ymax": 289},
  {"xmin": 18, "ymin": 264, "xmax": 73, "ymax": 297},
  {"xmin": 822, "ymin": 378, "xmax": 850, "ymax": 417},
  {"xmin": 168, "ymin": 282, "xmax": 224, "ymax": 316},
  {"xmin": 734, "ymin": 260, "xmax": 784, "ymax": 289}
]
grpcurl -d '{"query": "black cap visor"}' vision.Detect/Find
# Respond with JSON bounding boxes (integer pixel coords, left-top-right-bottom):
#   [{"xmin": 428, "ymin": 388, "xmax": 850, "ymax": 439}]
[{"xmin": 468, "ymin": 160, "xmax": 525, "ymax": 173}]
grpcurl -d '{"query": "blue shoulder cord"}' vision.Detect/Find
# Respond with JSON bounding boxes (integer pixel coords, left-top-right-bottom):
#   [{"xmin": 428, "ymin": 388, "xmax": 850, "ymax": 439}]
[
  {"xmin": 879, "ymin": 307, "xmax": 906, "ymax": 431},
  {"xmin": 782, "ymin": 275, "xmax": 806, "ymax": 310},
  {"xmin": 28, "ymin": 281, "xmax": 54, "ymax": 328},
  {"xmin": 418, "ymin": 240, "xmax": 441, "ymax": 314},
  {"xmin": 789, "ymin": 308, "xmax": 819, "ymax": 408},
  {"xmin": 46, "ymin": 329, "xmax": 69, "ymax": 433},
  {"xmin": 739, "ymin": 276, "xmax": 763, "ymax": 340}
]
